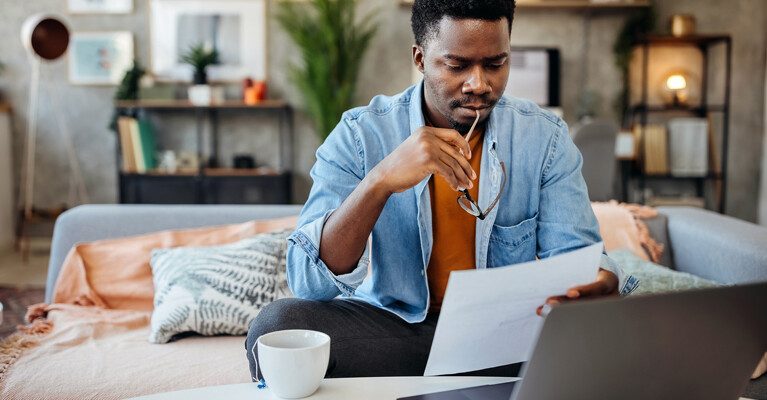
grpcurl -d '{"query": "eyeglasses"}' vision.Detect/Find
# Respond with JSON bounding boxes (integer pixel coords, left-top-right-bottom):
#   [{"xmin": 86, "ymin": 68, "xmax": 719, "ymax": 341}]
[{"xmin": 457, "ymin": 162, "xmax": 506, "ymax": 220}]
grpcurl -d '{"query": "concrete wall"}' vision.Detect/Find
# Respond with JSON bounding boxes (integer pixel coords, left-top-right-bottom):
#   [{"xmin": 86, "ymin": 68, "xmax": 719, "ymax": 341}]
[
  {"xmin": 0, "ymin": 0, "xmax": 765, "ymax": 221},
  {"xmin": 760, "ymin": 37, "xmax": 767, "ymax": 226}
]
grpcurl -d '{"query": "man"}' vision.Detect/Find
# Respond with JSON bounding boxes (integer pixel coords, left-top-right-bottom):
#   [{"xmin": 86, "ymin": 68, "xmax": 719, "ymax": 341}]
[{"xmin": 246, "ymin": 0, "xmax": 637, "ymax": 380}]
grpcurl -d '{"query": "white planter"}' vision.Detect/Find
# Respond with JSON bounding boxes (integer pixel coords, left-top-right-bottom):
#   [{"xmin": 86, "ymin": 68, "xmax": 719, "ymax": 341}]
[
  {"xmin": 188, "ymin": 85, "xmax": 212, "ymax": 105},
  {"xmin": 188, "ymin": 85, "xmax": 225, "ymax": 106}
]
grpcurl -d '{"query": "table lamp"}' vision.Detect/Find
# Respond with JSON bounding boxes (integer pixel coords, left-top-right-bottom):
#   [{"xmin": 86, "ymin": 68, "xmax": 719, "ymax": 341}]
[{"xmin": 666, "ymin": 74, "xmax": 688, "ymax": 106}]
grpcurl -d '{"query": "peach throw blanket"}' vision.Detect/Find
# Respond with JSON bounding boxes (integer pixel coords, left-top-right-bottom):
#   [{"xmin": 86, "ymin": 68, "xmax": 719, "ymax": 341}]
[
  {"xmin": 52, "ymin": 216, "xmax": 299, "ymax": 311},
  {"xmin": 0, "ymin": 305, "xmax": 251, "ymax": 400},
  {"xmin": 591, "ymin": 200, "xmax": 664, "ymax": 263}
]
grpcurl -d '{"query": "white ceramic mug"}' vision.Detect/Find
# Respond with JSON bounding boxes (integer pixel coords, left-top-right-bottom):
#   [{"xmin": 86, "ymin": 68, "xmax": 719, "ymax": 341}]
[{"xmin": 257, "ymin": 329, "xmax": 330, "ymax": 399}]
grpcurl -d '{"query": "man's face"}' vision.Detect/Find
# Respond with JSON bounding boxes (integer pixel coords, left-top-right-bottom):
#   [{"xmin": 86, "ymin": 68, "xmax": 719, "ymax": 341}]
[{"xmin": 415, "ymin": 17, "xmax": 511, "ymax": 134}]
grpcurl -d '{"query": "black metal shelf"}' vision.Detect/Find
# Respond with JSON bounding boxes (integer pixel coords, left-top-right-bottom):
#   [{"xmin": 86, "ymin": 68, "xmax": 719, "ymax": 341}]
[
  {"xmin": 641, "ymin": 173, "xmax": 722, "ymax": 180},
  {"xmin": 624, "ymin": 34, "xmax": 731, "ymax": 214},
  {"xmin": 629, "ymin": 104, "xmax": 727, "ymax": 114},
  {"xmin": 115, "ymin": 101, "xmax": 293, "ymax": 205}
]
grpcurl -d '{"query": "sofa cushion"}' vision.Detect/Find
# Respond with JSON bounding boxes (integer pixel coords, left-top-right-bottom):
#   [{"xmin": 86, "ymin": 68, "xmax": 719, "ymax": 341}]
[
  {"xmin": 149, "ymin": 229, "xmax": 294, "ymax": 344},
  {"xmin": 640, "ymin": 213, "xmax": 674, "ymax": 269},
  {"xmin": 607, "ymin": 249, "xmax": 719, "ymax": 296}
]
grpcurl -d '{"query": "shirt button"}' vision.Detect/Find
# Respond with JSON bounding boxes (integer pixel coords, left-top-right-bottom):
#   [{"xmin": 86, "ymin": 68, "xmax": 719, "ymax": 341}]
[{"xmin": 421, "ymin": 270, "xmax": 425, "ymax": 276}]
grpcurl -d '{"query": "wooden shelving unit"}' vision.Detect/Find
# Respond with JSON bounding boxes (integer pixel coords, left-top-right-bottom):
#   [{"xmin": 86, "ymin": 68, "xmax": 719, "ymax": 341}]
[{"xmin": 114, "ymin": 100, "xmax": 293, "ymax": 205}]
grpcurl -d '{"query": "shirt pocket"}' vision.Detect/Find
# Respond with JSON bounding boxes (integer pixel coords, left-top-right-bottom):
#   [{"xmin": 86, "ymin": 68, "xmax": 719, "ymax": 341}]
[{"xmin": 487, "ymin": 213, "xmax": 538, "ymax": 268}]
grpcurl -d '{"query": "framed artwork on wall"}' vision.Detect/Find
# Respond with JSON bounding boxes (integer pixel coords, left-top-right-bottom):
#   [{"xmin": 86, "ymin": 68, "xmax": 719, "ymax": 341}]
[
  {"xmin": 68, "ymin": 0, "xmax": 133, "ymax": 14},
  {"xmin": 68, "ymin": 31, "xmax": 134, "ymax": 85},
  {"xmin": 149, "ymin": 0, "xmax": 267, "ymax": 83}
]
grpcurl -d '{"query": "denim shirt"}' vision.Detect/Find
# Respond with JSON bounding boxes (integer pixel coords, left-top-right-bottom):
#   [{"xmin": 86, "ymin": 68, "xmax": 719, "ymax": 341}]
[{"xmin": 287, "ymin": 81, "xmax": 639, "ymax": 323}]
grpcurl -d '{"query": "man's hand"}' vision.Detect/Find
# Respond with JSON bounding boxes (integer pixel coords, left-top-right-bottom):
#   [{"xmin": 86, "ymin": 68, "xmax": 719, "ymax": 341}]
[
  {"xmin": 368, "ymin": 126, "xmax": 476, "ymax": 194},
  {"xmin": 536, "ymin": 268, "xmax": 619, "ymax": 316}
]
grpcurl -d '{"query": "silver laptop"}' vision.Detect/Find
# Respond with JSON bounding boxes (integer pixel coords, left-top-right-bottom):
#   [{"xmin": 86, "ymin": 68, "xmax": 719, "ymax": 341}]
[{"xmin": 399, "ymin": 281, "xmax": 767, "ymax": 400}]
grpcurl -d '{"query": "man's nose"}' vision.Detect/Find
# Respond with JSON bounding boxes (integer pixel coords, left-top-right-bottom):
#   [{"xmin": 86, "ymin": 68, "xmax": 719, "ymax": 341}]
[{"xmin": 463, "ymin": 66, "xmax": 491, "ymax": 96}]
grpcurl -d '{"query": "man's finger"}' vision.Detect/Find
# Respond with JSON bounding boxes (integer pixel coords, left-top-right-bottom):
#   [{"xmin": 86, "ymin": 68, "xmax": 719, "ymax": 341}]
[
  {"xmin": 567, "ymin": 281, "xmax": 605, "ymax": 298},
  {"xmin": 433, "ymin": 159, "xmax": 463, "ymax": 191},
  {"xmin": 432, "ymin": 128, "xmax": 472, "ymax": 160},
  {"xmin": 437, "ymin": 141, "xmax": 476, "ymax": 181},
  {"xmin": 437, "ymin": 154, "xmax": 472, "ymax": 189}
]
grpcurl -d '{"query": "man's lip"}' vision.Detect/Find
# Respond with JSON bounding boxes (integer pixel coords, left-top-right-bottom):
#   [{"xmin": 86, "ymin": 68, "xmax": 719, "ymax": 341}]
[{"xmin": 460, "ymin": 105, "xmax": 488, "ymax": 110}]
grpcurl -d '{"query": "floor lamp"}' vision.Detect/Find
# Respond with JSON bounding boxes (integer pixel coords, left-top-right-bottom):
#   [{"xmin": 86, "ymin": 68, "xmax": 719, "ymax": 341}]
[{"xmin": 16, "ymin": 14, "xmax": 89, "ymax": 260}]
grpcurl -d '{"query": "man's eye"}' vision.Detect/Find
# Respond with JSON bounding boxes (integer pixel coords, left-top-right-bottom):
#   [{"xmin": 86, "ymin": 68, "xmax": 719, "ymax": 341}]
[
  {"xmin": 447, "ymin": 64, "xmax": 466, "ymax": 71},
  {"xmin": 487, "ymin": 63, "xmax": 505, "ymax": 70}
]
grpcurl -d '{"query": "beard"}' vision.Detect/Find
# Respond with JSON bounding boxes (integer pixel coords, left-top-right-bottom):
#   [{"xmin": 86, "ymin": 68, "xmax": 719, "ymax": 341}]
[{"xmin": 446, "ymin": 95, "xmax": 500, "ymax": 135}]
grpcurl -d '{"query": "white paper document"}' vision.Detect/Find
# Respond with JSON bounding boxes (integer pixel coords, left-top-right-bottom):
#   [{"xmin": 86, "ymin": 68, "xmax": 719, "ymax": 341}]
[{"xmin": 423, "ymin": 242, "xmax": 603, "ymax": 376}]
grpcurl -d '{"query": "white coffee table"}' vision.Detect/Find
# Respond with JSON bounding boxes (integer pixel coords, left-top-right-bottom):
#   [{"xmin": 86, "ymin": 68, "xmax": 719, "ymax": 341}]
[{"xmin": 125, "ymin": 376, "xmax": 518, "ymax": 400}]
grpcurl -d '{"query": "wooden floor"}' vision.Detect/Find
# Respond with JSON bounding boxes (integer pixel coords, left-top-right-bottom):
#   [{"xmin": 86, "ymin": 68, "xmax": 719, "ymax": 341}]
[{"xmin": 0, "ymin": 238, "xmax": 50, "ymax": 288}]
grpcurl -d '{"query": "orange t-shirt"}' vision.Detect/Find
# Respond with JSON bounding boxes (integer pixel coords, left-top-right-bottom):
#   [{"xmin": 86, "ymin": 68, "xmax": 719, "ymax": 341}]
[{"xmin": 427, "ymin": 128, "xmax": 484, "ymax": 312}]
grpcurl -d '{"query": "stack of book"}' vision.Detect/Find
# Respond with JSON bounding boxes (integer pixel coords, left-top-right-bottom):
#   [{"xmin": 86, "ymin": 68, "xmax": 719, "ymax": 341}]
[
  {"xmin": 117, "ymin": 117, "xmax": 157, "ymax": 174},
  {"xmin": 637, "ymin": 124, "xmax": 669, "ymax": 175}
]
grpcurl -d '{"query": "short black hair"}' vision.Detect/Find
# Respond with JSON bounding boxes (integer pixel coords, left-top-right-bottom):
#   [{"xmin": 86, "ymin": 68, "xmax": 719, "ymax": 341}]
[{"xmin": 411, "ymin": 0, "xmax": 516, "ymax": 48}]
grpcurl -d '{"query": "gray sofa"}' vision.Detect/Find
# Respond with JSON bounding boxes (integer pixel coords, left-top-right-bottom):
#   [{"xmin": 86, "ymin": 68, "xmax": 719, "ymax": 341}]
[
  {"xmin": 41, "ymin": 204, "xmax": 767, "ymax": 398},
  {"xmin": 45, "ymin": 204, "xmax": 767, "ymax": 303}
]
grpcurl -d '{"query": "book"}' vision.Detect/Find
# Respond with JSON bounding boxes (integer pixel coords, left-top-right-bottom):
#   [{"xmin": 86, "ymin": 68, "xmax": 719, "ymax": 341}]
[
  {"xmin": 128, "ymin": 118, "xmax": 146, "ymax": 173},
  {"xmin": 641, "ymin": 124, "xmax": 669, "ymax": 175},
  {"xmin": 137, "ymin": 120, "xmax": 158, "ymax": 171},
  {"xmin": 117, "ymin": 117, "xmax": 137, "ymax": 173}
]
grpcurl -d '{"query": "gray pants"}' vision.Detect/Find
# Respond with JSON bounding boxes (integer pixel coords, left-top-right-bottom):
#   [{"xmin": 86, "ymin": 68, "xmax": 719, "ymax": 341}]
[{"xmin": 245, "ymin": 298, "xmax": 521, "ymax": 379}]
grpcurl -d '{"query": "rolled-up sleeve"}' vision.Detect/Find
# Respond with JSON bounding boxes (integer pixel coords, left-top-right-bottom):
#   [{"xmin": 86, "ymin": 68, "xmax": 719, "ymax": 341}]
[
  {"xmin": 537, "ymin": 122, "xmax": 638, "ymax": 296},
  {"xmin": 286, "ymin": 116, "xmax": 372, "ymax": 300}
]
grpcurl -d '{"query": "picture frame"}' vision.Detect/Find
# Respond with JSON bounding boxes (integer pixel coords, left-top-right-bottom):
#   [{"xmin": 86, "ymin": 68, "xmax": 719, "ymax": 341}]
[
  {"xmin": 68, "ymin": 31, "xmax": 134, "ymax": 85},
  {"xmin": 149, "ymin": 0, "xmax": 267, "ymax": 83},
  {"xmin": 67, "ymin": 0, "xmax": 133, "ymax": 14}
]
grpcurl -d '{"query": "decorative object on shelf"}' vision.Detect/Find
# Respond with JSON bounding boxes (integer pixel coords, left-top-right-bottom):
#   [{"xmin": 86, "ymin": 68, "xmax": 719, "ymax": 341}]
[
  {"xmin": 138, "ymin": 74, "xmax": 175, "ymax": 100},
  {"xmin": 243, "ymin": 77, "xmax": 256, "ymax": 105},
  {"xmin": 114, "ymin": 60, "xmax": 145, "ymax": 101},
  {"xmin": 234, "ymin": 155, "xmax": 255, "ymax": 169},
  {"xmin": 177, "ymin": 151, "xmax": 201, "ymax": 172},
  {"xmin": 613, "ymin": 3, "xmax": 655, "ymax": 126},
  {"xmin": 664, "ymin": 73, "xmax": 688, "ymax": 106},
  {"xmin": 158, "ymin": 150, "xmax": 177, "ymax": 173},
  {"xmin": 276, "ymin": 0, "xmax": 379, "ymax": 142},
  {"xmin": 149, "ymin": 0, "xmax": 266, "ymax": 83},
  {"xmin": 180, "ymin": 43, "xmax": 218, "ymax": 85},
  {"xmin": 181, "ymin": 43, "xmax": 222, "ymax": 105},
  {"xmin": 69, "ymin": 31, "xmax": 134, "ymax": 85},
  {"xmin": 111, "ymin": 60, "xmax": 145, "ymax": 133},
  {"xmin": 667, "ymin": 118, "xmax": 708, "ymax": 177},
  {"xmin": 68, "ymin": 0, "xmax": 132, "ymax": 14},
  {"xmin": 669, "ymin": 14, "xmax": 695, "ymax": 37}
]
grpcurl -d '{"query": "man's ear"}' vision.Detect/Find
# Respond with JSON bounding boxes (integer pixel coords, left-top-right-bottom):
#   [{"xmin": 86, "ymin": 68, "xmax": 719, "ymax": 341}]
[{"xmin": 412, "ymin": 45, "xmax": 425, "ymax": 73}]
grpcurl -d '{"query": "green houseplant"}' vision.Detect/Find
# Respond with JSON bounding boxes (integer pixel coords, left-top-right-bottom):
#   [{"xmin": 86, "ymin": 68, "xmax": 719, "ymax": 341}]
[
  {"xmin": 276, "ymin": 0, "xmax": 379, "ymax": 142},
  {"xmin": 180, "ymin": 43, "xmax": 219, "ymax": 85}
]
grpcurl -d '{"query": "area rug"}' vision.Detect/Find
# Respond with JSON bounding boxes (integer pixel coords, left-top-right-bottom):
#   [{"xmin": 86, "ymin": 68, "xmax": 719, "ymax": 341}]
[{"xmin": 0, "ymin": 286, "xmax": 45, "ymax": 340}]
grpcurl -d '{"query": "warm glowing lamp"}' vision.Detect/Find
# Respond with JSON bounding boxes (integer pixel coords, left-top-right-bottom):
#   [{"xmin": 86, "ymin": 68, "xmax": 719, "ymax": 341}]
[{"xmin": 666, "ymin": 74, "xmax": 687, "ymax": 106}]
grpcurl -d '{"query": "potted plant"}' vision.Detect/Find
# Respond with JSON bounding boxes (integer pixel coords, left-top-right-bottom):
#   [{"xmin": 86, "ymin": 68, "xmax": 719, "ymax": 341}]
[
  {"xmin": 180, "ymin": 43, "xmax": 220, "ymax": 105},
  {"xmin": 276, "ymin": 0, "xmax": 379, "ymax": 143}
]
